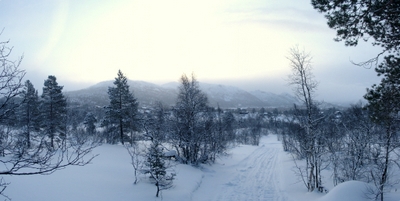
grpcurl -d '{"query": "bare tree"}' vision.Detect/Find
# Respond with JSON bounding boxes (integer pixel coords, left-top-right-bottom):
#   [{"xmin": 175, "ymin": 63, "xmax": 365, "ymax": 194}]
[
  {"xmin": 172, "ymin": 73, "xmax": 209, "ymax": 164},
  {"xmin": 287, "ymin": 45, "xmax": 325, "ymax": 192},
  {"xmin": 0, "ymin": 37, "xmax": 25, "ymax": 123},
  {"xmin": 125, "ymin": 143, "xmax": 145, "ymax": 185},
  {"xmin": 0, "ymin": 36, "xmax": 97, "ymax": 199}
]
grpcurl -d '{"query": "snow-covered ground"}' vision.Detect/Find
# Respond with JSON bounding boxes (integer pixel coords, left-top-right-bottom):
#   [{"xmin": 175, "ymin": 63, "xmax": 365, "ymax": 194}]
[{"xmin": 4, "ymin": 135, "xmax": 400, "ymax": 200}]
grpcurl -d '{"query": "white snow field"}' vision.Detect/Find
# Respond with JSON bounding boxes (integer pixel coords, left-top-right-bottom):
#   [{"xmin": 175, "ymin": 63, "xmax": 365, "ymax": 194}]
[{"xmin": 4, "ymin": 134, "xmax": 400, "ymax": 200}]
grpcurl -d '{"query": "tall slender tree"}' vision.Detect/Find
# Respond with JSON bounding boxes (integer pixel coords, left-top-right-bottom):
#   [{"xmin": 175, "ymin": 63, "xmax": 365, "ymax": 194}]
[
  {"xmin": 104, "ymin": 70, "xmax": 138, "ymax": 145},
  {"xmin": 287, "ymin": 46, "xmax": 325, "ymax": 192},
  {"xmin": 41, "ymin": 75, "xmax": 67, "ymax": 148},
  {"xmin": 18, "ymin": 80, "xmax": 40, "ymax": 148}
]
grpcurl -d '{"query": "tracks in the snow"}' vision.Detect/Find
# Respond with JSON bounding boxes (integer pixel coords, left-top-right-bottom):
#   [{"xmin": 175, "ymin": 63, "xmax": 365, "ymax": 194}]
[{"xmin": 192, "ymin": 139, "xmax": 289, "ymax": 201}]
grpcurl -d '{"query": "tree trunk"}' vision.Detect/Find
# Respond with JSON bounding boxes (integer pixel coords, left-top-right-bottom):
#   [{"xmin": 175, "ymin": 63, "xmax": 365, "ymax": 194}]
[
  {"xmin": 120, "ymin": 119, "xmax": 124, "ymax": 145},
  {"xmin": 379, "ymin": 128, "xmax": 391, "ymax": 201},
  {"xmin": 156, "ymin": 181, "xmax": 160, "ymax": 197}
]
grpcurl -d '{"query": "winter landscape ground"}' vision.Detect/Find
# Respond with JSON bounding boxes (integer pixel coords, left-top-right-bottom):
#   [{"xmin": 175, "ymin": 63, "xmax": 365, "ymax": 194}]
[{"xmin": 4, "ymin": 134, "xmax": 400, "ymax": 201}]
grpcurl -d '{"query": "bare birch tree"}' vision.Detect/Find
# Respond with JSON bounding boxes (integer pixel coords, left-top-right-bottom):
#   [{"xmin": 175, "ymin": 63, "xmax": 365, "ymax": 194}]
[{"xmin": 287, "ymin": 45, "xmax": 325, "ymax": 192}]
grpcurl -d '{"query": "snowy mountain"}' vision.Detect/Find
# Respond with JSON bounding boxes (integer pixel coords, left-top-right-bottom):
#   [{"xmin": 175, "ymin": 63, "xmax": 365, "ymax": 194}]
[
  {"xmin": 65, "ymin": 80, "xmax": 177, "ymax": 108},
  {"xmin": 199, "ymin": 83, "xmax": 265, "ymax": 108},
  {"xmin": 65, "ymin": 80, "xmax": 300, "ymax": 108}
]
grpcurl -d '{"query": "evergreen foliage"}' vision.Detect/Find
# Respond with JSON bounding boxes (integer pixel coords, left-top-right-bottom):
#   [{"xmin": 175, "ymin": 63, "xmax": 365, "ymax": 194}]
[
  {"xmin": 0, "ymin": 37, "xmax": 96, "ymax": 200},
  {"xmin": 363, "ymin": 55, "xmax": 400, "ymax": 201},
  {"xmin": 84, "ymin": 112, "xmax": 97, "ymax": 135},
  {"xmin": 17, "ymin": 80, "xmax": 40, "ymax": 148},
  {"xmin": 146, "ymin": 139, "xmax": 170, "ymax": 197},
  {"xmin": 311, "ymin": 0, "xmax": 400, "ymax": 53},
  {"xmin": 40, "ymin": 75, "xmax": 67, "ymax": 148},
  {"xmin": 103, "ymin": 70, "xmax": 138, "ymax": 144}
]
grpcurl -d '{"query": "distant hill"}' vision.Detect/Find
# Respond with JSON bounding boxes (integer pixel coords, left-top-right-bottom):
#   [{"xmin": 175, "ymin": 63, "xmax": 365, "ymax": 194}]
[
  {"xmin": 248, "ymin": 90, "xmax": 300, "ymax": 107},
  {"xmin": 65, "ymin": 80, "xmax": 301, "ymax": 109}
]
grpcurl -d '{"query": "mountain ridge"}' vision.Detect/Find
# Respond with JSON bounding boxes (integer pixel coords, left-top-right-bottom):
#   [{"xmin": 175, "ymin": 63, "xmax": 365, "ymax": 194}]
[{"xmin": 65, "ymin": 80, "xmax": 301, "ymax": 108}]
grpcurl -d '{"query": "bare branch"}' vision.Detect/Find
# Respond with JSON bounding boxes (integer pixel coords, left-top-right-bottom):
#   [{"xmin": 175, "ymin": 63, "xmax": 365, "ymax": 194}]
[{"xmin": 350, "ymin": 50, "xmax": 386, "ymax": 69}]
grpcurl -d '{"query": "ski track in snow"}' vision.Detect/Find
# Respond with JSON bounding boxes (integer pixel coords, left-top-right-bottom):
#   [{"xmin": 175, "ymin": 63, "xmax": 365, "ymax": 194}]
[{"xmin": 192, "ymin": 139, "xmax": 289, "ymax": 201}]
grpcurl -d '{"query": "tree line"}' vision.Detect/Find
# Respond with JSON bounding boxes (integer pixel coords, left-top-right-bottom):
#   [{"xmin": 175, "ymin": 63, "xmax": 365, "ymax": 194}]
[
  {"xmin": 100, "ymin": 71, "xmax": 270, "ymax": 196},
  {"xmin": 276, "ymin": 46, "xmax": 400, "ymax": 201},
  {"xmin": 305, "ymin": 2, "xmax": 400, "ymax": 200},
  {"xmin": 0, "ymin": 50, "xmax": 270, "ymax": 198}
]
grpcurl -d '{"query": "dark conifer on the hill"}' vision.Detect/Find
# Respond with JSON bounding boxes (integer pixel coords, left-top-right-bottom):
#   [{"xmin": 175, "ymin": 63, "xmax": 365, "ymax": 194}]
[
  {"xmin": 40, "ymin": 75, "xmax": 67, "ymax": 149},
  {"xmin": 84, "ymin": 112, "xmax": 97, "ymax": 135},
  {"xmin": 18, "ymin": 80, "xmax": 40, "ymax": 148},
  {"xmin": 145, "ymin": 139, "xmax": 173, "ymax": 197},
  {"xmin": 103, "ymin": 70, "xmax": 138, "ymax": 144}
]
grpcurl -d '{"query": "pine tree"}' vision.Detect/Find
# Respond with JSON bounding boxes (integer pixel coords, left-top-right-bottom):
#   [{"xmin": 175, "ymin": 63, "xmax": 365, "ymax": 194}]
[
  {"xmin": 222, "ymin": 110, "xmax": 236, "ymax": 143},
  {"xmin": 364, "ymin": 55, "xmax": 400, "ymax": 201},
  {"xmin": 104, "ymin": 70, "xmax": 138, "ymax": 144},
  {"xmin": 40, "ymin": 75, "xmax": 67, "ymax": 148},
  {"xmin": 311, "ymin": 0, "xmax": 399, "ymax": 54},
  {"xmin": 0, "ymin": 38, "xmax": 96, "ymax": 200},
  {"xmin": 146, "ymin": 140, "xmax": 168, "ymax": 197},
  {"xmin": 18, "ymin": 80, "xmax": 40, "ymax": 148},
  {"xmin": 83, "ymin": 112, "xmax": 97, "ymax": 135}
]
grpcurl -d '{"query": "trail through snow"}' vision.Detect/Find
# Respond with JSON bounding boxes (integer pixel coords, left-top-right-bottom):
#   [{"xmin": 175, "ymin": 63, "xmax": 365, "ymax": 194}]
[{"xmin": 192, "ymin": 135, "xmax": 291, "ymax": 201}]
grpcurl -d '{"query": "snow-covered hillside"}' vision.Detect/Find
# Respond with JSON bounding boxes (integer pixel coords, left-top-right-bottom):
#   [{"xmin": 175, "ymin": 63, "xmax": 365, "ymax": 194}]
[
  {"xmin": 249, "ymin": 90, "xmax": 301, "ymax": 107},
  {"xmin": 66, "ymin": 80, "xmax": 300, "ymax": 109},
  {"xmin": 5, "ymin": 134, "xmax": 398, "ymax": 201}
]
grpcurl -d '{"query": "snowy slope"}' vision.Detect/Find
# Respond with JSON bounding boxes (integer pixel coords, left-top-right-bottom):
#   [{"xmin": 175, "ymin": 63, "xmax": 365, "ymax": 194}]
[
  {"xmin": 199, "ymin": 83, "xmax": 265, "ymax": 108},
  {"xmin": 5, "ymin": 135, "xmax": 398, "ymax": 201},
  {"xmin": 191, "ymin": 136, "xmax": 290, "ymax": 201}
]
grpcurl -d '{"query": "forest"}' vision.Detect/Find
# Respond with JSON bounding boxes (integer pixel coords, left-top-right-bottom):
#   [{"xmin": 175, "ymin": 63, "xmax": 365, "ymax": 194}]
[
  {"xmin": 0, "ymin": 1, "xmax": 399, "ymax": 200},
  {"xmin": 0, "ymin": 50, "xmax": 398, "ymax": 200}
]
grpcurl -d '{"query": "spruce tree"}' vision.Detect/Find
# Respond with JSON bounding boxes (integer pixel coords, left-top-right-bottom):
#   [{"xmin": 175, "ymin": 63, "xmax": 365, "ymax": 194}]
[
  {"xmin": 83, "ymin": 112, "xmax": 97, "ymax": 135},
  {"xmin": 146, "ymin": 140, "xmax": 167, "ymax": 197},
  {"xmin": 40, "ymin": 75, "xmax": 67, "ymax": 148},
  {"xmin": 18, "ymin": 80, "xmax": 40, "ymax": 148},
  {"xmin": 104, "ymin": 70, "xmax": 138, "ymax": 144}
]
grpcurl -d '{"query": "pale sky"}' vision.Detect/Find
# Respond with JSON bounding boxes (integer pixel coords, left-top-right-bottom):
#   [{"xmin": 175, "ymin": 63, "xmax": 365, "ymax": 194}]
[{"xmin": 1, "ymin": 0, "xmax": 383, "ymax": 103}]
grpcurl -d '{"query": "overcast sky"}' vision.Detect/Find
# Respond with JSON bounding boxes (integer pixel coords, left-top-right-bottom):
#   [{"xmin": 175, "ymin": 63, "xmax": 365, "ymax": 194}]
[{"xmin": 1, "ymin": 0, "xmax": 383, "ymax": 103}]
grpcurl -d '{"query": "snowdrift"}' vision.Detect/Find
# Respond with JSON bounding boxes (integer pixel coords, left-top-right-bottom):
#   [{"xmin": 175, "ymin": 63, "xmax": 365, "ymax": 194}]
[{"xmin": 318, "ymin": 181, "xmax": 372, "ymax": 201}]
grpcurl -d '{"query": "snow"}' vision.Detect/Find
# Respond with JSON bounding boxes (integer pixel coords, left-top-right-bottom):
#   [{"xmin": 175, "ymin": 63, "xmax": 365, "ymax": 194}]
[
  {"xmin": 318, "ymin": 181, "xmax": 372, "ymax": 201},
  {"xmin": 3, "ymin": 135, "xmax": 400, "ymax": 201},
  {"xmin": 163, "ymin": 150, "xmax": 177, "ymax": 157},
  {"xmin": 191, "ymin": 138, "xmax": 289, "ymax": 201}
]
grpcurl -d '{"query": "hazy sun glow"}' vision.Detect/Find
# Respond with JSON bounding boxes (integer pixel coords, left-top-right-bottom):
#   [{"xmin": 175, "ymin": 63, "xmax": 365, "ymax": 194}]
[
  {"xmin": 40, "ymin": 0, "xmax": 296, "ymax": 84},
  {"xmin": 1, "ymin": 0, "xmax": 383, "ymax": 102}
]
